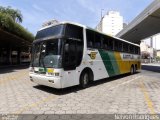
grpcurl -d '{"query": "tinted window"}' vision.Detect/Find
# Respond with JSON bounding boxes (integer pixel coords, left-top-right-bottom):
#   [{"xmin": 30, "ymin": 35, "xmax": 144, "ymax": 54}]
[
  {"xmin": 102, "ymin": 36, "xmax": 108, "ymax": 50},
  {"xmin": 36, "ymin": 25, "xmax": 64, "ymax": 39},
  {"xmin": 65, "ymin": 24, "xmax": 83, "ymax": 40},
  {"xmin": 94, "ymin": 33, "xmax": 101, "ymax": 48},
  {"xmin": 135, "ymin": 46, "xmax": 140, "ymax": 54},
  {"xmin": 114, "ymin": 40, "xmax": 119, "ymax": 51},
  {"xmin": 130, "ymin": 45, "xmax": 135, "ymax": 54},
  {"xmin": 86, "ymin": 29, "xmax": 94, "ymax": 48},
  {"xmin": 123, "ymin": 43, "xmax": 129, "ymax": 52},
  {"xmin": 108, "ymin": 38, "xmax": 114, "ymax": 50},
  {"xmin": 119, "ymin": 42, "xmax": 123, "ymax": 51}
]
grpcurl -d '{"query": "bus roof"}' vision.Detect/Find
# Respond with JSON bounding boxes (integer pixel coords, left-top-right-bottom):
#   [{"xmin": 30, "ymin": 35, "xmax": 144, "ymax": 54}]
[{"xmin": 38, "ymin": 21, "xmax": 139, "ymax": 47}]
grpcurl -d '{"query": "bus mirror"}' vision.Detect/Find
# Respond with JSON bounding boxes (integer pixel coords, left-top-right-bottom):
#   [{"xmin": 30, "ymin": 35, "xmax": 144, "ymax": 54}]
[{"xmin": 65, "ymin": 44, "xmax": 69, "ymax": 52}]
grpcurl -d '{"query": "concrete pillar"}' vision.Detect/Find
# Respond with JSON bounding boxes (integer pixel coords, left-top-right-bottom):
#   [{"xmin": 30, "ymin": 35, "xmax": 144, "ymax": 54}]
[
  {"xmin": 17, "ymin": 48, "xmax": 21, "ymax": 64},
  {"xmin": 6, "ymin": 47, "xmax": 12, "ymax": 65},
  {"xmin": 150, "ymin": 37, "xmax": 153, "ymax": 48}
]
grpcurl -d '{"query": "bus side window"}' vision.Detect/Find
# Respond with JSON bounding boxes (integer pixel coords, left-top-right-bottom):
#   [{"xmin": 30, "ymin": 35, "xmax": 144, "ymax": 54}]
[
  {"xmin": 103, "ymin": 36, "xmax": 108, "ymax": 50},
  {"xmin": 88, "ymin": 41, "xmax": 93, "ymax": 47},
  {"xmin": 86, "ymin": 29, "xmax": 94, "ymax": 48},
  {"xmin": 130, "ymin": 45, "xmax": 135, "ymax": 54},
  {"xmin": 135, "ymin": 47, "xmax": 140, "ymax": 55},
  {"xmin": 119, "ymin": 42, "xmax": 123, "ymax": 52},
  {"xmin": 94, "ymin": 33, "xmax": 101, "ymax": 49},
  {"xmin": 114, "ymin": 40, "xmax": 118, "ymax": 51},
  {"xmin": 108, "ymin": 39, "xmax": 113, "ymax": 50},
  {"xmin": 123, "ymin": 43, "xmax": 128, "ymax": 53},
  {"xmin": 128, "ymin": 45, "xmax": 131, "ymax": 53},
  {"xmin": 138, "ymin": 47, "xmax": 140, "ymax": 55}
]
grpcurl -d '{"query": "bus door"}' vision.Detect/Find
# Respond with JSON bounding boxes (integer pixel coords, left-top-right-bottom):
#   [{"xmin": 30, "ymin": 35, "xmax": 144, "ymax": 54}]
[{"xmin": 63, "ymin": 39, "xmax": 78, "ymax": 87}]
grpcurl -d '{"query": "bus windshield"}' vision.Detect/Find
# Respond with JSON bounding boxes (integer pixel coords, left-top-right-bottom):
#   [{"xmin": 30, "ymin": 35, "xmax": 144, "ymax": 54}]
[
  {"xmin": 35, "ymin": 25, "xmax": 64, "ymax": 39},
  {"xmin": 31, "ymin": 39, "xmax": 62, "ymax": 68}
]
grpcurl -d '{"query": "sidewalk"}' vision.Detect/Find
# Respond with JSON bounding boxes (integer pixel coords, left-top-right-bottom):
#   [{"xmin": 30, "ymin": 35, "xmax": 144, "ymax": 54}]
[{"xmin": 142, "ymin": 63, "xmax": 160, "ymax": 67}]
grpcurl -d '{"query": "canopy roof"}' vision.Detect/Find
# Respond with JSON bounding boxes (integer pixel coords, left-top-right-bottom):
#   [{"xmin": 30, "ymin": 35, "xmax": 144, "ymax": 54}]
[
  {"xmin": 0, "ymin": 28, "xmax": 31, "ymax": 49},
  {"xmin": 116, "ymin": 0, "xmax": 160, "ymax": 44}
]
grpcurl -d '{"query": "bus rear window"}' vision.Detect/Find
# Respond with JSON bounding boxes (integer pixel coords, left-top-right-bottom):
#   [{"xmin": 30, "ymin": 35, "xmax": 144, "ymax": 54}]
[{"xmin": 35, "ymin": 25, "xmax": 64, "ymax": 39}]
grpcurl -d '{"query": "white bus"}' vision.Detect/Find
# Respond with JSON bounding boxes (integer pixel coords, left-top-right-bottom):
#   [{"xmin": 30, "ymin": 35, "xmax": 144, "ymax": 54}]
[{"xmin": 29, "ymin": 22, "xmax": 141, "ymax": 89}]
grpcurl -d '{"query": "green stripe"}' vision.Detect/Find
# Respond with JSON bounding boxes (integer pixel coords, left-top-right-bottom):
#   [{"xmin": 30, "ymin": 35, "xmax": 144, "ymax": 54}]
[
  {"xmin": 99, "ymin": 50, "xmax": 120, "ymax": 77},
  {"xmin": 108, "ymin": 52, "xmax": 120, "ymax": 75}
]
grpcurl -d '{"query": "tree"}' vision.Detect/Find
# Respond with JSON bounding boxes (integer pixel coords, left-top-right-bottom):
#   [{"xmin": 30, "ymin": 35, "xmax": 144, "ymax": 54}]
[{"xmin": 0, "ymin": 6, "xmax": 23, "ymax": 23}]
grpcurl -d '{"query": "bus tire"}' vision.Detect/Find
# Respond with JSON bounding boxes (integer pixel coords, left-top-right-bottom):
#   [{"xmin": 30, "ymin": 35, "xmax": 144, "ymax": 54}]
[
  {"xmin": 80, "ymin": 71, "xmax": 89, "ymax": 88},
  {"xmin": 130, "ymin": 65, "xmax": 134, "ymax": 75}
]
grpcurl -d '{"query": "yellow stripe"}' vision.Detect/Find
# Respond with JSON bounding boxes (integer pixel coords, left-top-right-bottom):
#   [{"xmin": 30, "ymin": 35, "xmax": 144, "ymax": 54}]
[
  {"xmin": 114, "ymin": 52, "xmax": 140, "ymax": 74},
  {"xmin": 114, "ymin": 52, "xmax": 126, "ymax": 74},
  {"xmin": 140, "ymin": 82, "xmax": 156, "ymax": 114}
]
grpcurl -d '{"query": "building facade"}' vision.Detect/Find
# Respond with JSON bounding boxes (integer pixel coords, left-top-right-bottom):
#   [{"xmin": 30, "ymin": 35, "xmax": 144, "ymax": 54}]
[
  {"xmin": 0, "ymin": 29, "xmax": 31, "ymax": 66},
  {"xmin": 96, "ymin": 11, "xmax": 123, "ymax": 36},
  {"xmin": 140, "ymin": 41, "xmax": 156, "ymax": 61},
  {"xmin": 157, "ymin": 50, "xmax": 160, "ymax": 57}
]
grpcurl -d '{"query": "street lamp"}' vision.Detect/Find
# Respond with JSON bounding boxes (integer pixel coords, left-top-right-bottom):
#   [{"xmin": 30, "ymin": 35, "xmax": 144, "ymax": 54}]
[{"xmin": 101, "ymin": 9, "xmax": 104, "ymax": 19}]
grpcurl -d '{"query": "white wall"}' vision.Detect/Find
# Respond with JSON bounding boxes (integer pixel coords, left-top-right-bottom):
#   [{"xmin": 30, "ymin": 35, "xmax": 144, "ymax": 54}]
[{"xmin": 102, "ymin": 11, "xmax": 123, "ymax": 36}]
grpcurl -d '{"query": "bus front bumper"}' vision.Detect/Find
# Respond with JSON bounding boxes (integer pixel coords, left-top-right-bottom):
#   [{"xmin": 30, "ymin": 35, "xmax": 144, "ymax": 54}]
[{"xmin": 29, "ymin": 73, "xmax": 62, "ymax": 89}]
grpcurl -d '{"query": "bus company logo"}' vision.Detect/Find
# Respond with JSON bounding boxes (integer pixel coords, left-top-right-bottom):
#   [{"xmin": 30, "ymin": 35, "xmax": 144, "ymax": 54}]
[
  {"xmin": 88, "ymin": 52, "xmax": 97, "ymax": 59},
  {"xmin": 123, "ymin": 54, "xmax": 134, "ymax": 59}
]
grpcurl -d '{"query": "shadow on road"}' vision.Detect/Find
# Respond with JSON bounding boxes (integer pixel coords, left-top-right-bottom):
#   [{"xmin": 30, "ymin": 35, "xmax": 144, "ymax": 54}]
[
  {"xmin": 33, "ymin": 72, "xmax": 140, "ymax": 95},
  {"xmin": 142, "ymin": 65, "xmax": 160, "ymax": 73},
  {"xmin": 0, "ymin": 64, "xmax": 29, "ymax": 74}
]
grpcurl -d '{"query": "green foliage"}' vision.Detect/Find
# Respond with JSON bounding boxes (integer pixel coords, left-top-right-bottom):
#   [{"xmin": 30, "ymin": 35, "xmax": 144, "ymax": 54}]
[
  {"xmin": 0, "ymin": 6, "xmax": 34, "ymax": 42},
  {"xmin": 0, "ymin": 6, "xmax": 23, "ymax": 23}
]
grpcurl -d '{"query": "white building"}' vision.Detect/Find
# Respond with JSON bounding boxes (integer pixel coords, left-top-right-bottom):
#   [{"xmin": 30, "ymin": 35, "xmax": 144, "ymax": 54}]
[
  {"xmin": 143, "ymin": 33, "xmax": 160, "ymax": 50},
  {"xmin": 96, "ymin": 11, "xmax": 123, "ymax": 36},
  {"xmin": 140, "ymin": 41, "xmax": 156, "ymax": 59}
]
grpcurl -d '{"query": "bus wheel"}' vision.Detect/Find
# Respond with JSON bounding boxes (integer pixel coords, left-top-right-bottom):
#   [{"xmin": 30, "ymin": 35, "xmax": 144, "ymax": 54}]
[
  {"xmin": 80, "ymin": 72, "xmax": 89, "ymax": 88},
  {"xmin": 130, "ymin": 66, "xmax": 134, "ymax": 74}
]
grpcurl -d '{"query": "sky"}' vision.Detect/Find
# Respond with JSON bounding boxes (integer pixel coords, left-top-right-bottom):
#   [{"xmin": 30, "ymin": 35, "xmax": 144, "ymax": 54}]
[
  {"xmin": 2, "ymin": 0, "xmax": 160, "ymax": 49},
  {"xmin": 0, "ymin": 0, "xmax": 154, "ymax": 35}
]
